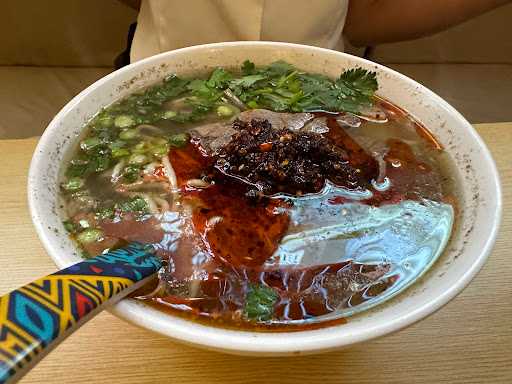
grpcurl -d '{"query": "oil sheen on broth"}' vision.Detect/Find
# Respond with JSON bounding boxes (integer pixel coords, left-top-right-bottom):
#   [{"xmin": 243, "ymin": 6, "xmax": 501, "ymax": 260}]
[{"xmin": 60, "ymin": 62, "xmax": 456, "ymax": 329}]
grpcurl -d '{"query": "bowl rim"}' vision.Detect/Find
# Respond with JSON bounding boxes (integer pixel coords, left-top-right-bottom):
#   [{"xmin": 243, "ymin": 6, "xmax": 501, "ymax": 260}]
[{"xmin": 28, "ymin": 41, "xmax": 502, "ymax": 354}]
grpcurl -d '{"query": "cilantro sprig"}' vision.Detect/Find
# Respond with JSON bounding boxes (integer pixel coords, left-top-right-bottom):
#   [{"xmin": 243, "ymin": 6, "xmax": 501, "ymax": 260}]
[
  {"xmin": 88, "ymin": 60, "xmax": 377, "ymax": 131},
  {"xmin": 226, "ymin": 60, "xmax": 378, "ymax": 114},
  {"xmin": 157, "ymin": 60, "xmax": 379, "ymax": 122},
  {"xmin": 243, "ymin": 283, "xmax": 278, "ymax": 322}
]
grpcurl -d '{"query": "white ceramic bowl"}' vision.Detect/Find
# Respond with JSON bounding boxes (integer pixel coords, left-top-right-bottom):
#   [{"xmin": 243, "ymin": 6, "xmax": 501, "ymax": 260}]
[{"xmin": 28, "ymin": 42, "xmax": 501, "ymax": 355}]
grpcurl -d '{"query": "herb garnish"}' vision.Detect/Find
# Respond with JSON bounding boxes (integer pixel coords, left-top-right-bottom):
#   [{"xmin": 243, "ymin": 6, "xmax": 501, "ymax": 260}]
[
  {"xmin": 243, "ymin": 284, "xmax": 278, "ymax": 322},
  {"xmin": 65, "ymin": 60, "xmax": 378, "ymax": 198}
]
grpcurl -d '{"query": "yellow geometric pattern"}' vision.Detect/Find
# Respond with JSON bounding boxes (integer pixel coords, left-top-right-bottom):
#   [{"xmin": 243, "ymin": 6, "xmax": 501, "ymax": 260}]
[
  {"xmin": 0, "ymin": 275, "xmax": 132, "ymax": 380},
  {"xmin": 1, "ymin": 244, "xmax": 161, "ymax": 383},
  {"xmin": 19, "ymin": 275, "xmax": 132, "ymax": 332}
]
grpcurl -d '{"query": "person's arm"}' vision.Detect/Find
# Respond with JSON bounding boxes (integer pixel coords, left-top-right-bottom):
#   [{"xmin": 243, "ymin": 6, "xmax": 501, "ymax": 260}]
[{"xmin": 344, "ymin": 0, "xmax": 511, "ymax": 47}]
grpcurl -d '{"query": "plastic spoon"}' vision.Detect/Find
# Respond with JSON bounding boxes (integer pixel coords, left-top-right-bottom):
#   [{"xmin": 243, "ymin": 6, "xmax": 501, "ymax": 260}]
[{"xmin": 0, "ymin": 243, "xmax": 161, "ymax": 384}]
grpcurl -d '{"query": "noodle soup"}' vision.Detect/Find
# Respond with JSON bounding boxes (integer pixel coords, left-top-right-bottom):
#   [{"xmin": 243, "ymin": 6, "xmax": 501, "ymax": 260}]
[{"xmin": 60, "ymin": 61, "xmax": 457, "ymax": 329}]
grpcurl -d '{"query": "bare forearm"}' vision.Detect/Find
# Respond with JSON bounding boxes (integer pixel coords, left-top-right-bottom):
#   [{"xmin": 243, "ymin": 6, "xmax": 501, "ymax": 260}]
[{"xmin": 345, "ymin": 0, "xmax": 511, "ymax": 46}]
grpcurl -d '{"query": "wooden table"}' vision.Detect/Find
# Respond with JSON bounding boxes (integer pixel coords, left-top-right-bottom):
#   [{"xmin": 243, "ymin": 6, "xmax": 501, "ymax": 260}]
[{"xmin": 1, "ymin": 123, "xmax": 511, "ymax": 384}]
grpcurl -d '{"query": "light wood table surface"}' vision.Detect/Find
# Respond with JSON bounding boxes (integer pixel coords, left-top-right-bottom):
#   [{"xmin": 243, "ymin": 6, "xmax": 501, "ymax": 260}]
[{"xmin": 1, "ymin": 123, "xmax": 511, "ymax": 384}]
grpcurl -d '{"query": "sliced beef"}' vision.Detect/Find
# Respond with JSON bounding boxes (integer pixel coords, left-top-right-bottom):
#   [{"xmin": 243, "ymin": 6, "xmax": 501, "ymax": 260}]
[
  {"xmin": 302, "ymin": 117, "xmax": 330, "ymax": 134},
  {"xmin": 190, "ymin": 109, "xmax": 314, "ymax": 154},
  {"xmin": 189, "ymin": 184, "xmax": 290, "ymax": 268},
  {"xmin": 100, "ymin": 214, "xmax": 165, "ymax": 245},
  {"xmin": 189, "ymin": 122, "xmax": 236, "ymax": 155},
  {"xmin": 237, "ymin": 109, "xmax": 314, "ymax": 131}
]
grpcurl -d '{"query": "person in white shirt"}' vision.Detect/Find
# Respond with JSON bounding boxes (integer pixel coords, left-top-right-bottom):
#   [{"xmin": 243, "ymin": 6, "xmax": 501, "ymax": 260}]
[{"xmin": 119, "ymin": 0, "xmax": 511, "ymax": 62}]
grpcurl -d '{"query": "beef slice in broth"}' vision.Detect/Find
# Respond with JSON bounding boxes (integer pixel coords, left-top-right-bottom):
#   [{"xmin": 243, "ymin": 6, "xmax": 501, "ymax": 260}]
[{"xmin": 190, "ymin": 109, "xmax": 314, "ymax": 154}]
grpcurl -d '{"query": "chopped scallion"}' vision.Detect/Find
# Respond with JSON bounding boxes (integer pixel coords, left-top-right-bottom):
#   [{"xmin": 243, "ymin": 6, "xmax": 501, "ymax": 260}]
[
  {"xmin": 216, "ymin": 105, "xmax": 234, "ymax": 117},
  {"xmin": 95, "ymin": 113, "xmax": 114, "ymax": 128},
  {"xmin": 131, "ymin": 142, "xmax": 147, "ymax": 154},
  {"xmin": 111, "ymin": 147, "xmax": 130, "ymax": 158},
  {"xmin": 119, "ymin": 128, "xmax": 138, "ymax": 140},
  {"xmin": 151, "ymin": 145, "xmax": 169, "ymax": 156},
  {"xmin": 80, "ymin": 137, "xmax": 101, "ymax": 151},
  {"xmin": 61, "ymin": 177, "xmax": 84, "ymax": 192},
  {"xmin": 63, "ymin": 220, "xmax": 78, "ymax": 234},
  {"xmin": 114, "ymin": 115, "xmax": 135, "ymax": 128},
  {"xmin": 162, "ymin": 110, "xmax": 177, "ymax": 119},
  {"xmin": 76, "ymin": 228, "xmax": 104, "ymax": 244},
  {"xmin": 128, "ymin": 153, "xmax": 148, "ymax": 165},
  {"xmin": 169, "ymin": 133, "xmax": 189, "ymax": 148}
]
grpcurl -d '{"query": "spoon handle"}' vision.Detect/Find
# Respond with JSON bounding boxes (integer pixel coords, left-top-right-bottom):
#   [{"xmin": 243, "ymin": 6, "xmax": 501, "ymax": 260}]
[{"xmin": 0, "ymin": 243, "xmax": 161, "ymax": 383}]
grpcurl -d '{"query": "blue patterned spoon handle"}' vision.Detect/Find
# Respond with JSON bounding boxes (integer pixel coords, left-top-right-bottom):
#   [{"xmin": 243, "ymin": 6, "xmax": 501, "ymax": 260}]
[{"xmin": 0, "ymin": 243, "xmax": 161, "ymax": 384}]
